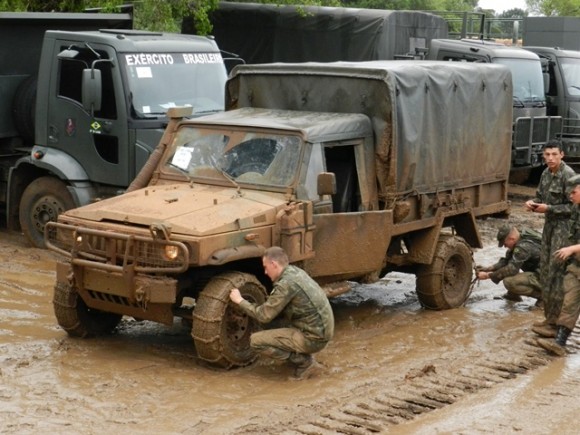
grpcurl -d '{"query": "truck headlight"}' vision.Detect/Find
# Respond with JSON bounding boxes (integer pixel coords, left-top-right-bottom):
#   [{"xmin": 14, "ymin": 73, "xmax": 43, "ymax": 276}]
[{"xmin": 163, "ymin": 245, "xmax": 179, "ymax": 260}]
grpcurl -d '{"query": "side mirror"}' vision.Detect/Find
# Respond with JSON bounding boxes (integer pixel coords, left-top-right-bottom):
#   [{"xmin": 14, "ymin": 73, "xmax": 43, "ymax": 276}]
[
  {"xmin": 82, "ymin": 68, "xmax": 102, "ymax": 113},
  {"xmin": 317, "ymin": 172, "xmax": 336, "ymax": 196}
]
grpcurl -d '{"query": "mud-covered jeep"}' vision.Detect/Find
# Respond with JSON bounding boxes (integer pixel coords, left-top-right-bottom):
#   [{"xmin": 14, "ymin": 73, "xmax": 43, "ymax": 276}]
[{"xmin": 46, "ymin": 61, "xmax": 512, "ymax": 367}]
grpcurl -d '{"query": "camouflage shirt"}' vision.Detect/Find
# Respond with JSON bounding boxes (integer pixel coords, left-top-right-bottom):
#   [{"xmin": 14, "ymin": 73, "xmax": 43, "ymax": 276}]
[
  {"xmin": 568, "ymin": 205, "xmax": 580, "ymax": 266},
  {"xmin": 533, "ymin": 161, "xmax": 576, "ymax": 220},
  {"xmin": 239, "ymin": 265, "xmax": 334, "ymax": 343},
  {"xmin": 489, "ymin": 228, "xmax": 542, "ymax": 284}
]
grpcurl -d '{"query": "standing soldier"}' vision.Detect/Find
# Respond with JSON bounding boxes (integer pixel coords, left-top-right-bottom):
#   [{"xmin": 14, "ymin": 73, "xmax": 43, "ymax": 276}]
[
  {"xmin": 537, "ymin": 174, "xmax": 580, "ymax": 355},
  {"xmin": 525, "ymin": 140, "xmax": 576, "ymax": 337}
]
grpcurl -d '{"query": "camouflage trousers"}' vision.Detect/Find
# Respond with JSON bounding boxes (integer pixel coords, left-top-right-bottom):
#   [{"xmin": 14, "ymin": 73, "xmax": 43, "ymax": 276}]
[
  {"xmin": 250, "ymin": 327, "xmax": 328, "ymax": 362},
  {"xmin": 503, "ymin": 272, "xmax": 542, "ymax": 300},
  {"xmin": 540, "ymin": 220, "xmax": 570, "ymax": 323},
  {"xmin": 557, "ymin": 263, "xmax": 580, "ymax": 331}
]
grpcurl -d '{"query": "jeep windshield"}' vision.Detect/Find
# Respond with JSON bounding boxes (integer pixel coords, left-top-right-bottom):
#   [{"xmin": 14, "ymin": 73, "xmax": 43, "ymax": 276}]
[
  {"xmin": 163, "ymin": 127, "xmax": 302, "ymax": 188},
  {"xmin": 122, "ymin": 52, "xmax": 227, "ymax": 118}
]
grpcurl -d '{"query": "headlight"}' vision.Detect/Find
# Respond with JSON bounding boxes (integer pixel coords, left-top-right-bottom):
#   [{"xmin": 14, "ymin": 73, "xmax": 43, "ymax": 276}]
[{"xmin": 163, "ymin": 245, "xmax": 179, "ymax": 260}]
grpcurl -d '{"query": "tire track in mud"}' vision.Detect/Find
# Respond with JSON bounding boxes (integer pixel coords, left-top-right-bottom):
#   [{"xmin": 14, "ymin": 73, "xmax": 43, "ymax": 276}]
[{"xmin": 239, "ymin": 332, "xmax": 579, "ymax": 434}]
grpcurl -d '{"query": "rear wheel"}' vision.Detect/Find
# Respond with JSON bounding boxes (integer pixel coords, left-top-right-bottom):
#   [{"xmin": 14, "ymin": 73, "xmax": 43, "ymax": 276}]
[
  {"xmin": 415, "ymin": 235, "xmax": 473, "ymax": 310},
  {"xmin": 192, "ymin": 272, "xmax": 267, "ymax": 368},
  {"xmin": 19, "ymin": 177, "xmax": 75, "ymax": 248},
  {"xmin": 53, "ymin": 281, "xmax": 122, "ymax": 338}
]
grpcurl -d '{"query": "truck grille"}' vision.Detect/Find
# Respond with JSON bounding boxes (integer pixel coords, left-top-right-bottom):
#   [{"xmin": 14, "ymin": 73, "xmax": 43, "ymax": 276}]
[{"xmin": 45, "ymin": 222, "xmax": 189, "ymax": 273}]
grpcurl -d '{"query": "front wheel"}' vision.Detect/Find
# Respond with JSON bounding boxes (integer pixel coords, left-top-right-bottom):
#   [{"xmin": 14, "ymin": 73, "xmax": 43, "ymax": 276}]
[
  {"xmin": 53, "ymin": 281, "xmax": 122, "ymax": 338},
  {"xmin": 415, "ymin": 235, "xmax": 473, "ymax": 310},
  {"xmin": 192, "ymin": 272, "xmax": 267, "ymax": 368},
  {"xmin": 19, "ymin": 177, "xmax": 76, "ymax": 248}
]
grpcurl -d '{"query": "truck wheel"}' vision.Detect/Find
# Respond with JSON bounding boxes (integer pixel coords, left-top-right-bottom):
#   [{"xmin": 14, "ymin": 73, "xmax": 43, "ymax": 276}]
[
  {"xmin": 415, "ymin": 235, "xmax": 473, "ymax": 310},
  {"xmin": 192, "ymin": 272, "xmax": 267, "ymax": 368},
  {"xmin": 53, "ymin": 281, "xmax": 122, "ymax": 338},
  {"xmin": 19, "ymin": 177, "xmax": 75, "ymax": 248}
]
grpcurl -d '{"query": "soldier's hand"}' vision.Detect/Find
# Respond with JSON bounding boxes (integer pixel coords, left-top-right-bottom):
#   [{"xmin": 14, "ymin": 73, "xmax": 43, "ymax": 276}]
[
  {"xmin": 229, "ymin": 288, "xmax": 244, "ymax": 304},
  {"xmin": 476, "ymin": 271, "xmax": 490, "ymax": 280},
  {"xmin": 554, "ymin": 247, "xmax": 573, "ymax": 261}
]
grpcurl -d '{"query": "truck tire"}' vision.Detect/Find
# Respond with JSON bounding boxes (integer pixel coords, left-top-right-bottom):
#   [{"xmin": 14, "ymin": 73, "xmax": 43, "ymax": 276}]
[
  {"xmin": 19, "ymin": 177, "xmax": 75, "ymax": 249},
  {"xmin": 53, "ymin": 281, "xmax": 122, "ymax": 338},
  {"xmin": 192, "ymin": 272, "xmax": 267, "ymax": 368},
  {"xmin": 415, "ymin": 235, "xmax": 473, "ymax": 310},
  {"xmin": 12, "ymin": 76, "xmax": 37, "ymax": 143}
]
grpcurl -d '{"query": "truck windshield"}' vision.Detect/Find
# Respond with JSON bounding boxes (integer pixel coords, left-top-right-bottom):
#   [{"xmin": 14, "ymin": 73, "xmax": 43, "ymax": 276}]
[
  {"xmin": 122, "ymin": 52, "xmax": 227, "ymax": 118},
  {"xmin": 561, "ymin": 57, "xmax": 580, "ymax": 96},
  {"xmin": 164, "ymin": 127, "xmax": 302, "ymax": 187},
  {"xmin": 495, "ymin": 58, "xmax": 546, "ymax": 105}
]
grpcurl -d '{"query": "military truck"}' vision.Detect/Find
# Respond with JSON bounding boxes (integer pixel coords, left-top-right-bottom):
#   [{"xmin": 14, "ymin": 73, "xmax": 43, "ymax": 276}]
[
  {"xmin": 426, "ymin": 39, "xmax": 562, "ymax": 182},
  {"xmin": 46, "ymin": 61, "xmax": 512, "ymax": 368},
  {"xmin": 182, "ymin": 2, "xmax": 449, "ymax": 64},
  {"xmin": 523, "ymin": 47, "xmax": 580, "ymax": 171},
  {"xmin": 0, "ymin": 12, "xmax": 227, "ymax": 248}
]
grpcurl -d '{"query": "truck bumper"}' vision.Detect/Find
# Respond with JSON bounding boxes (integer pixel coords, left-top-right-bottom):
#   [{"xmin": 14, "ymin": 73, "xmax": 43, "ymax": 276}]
[{"xmin": 56, "ymin": 260, "xmax": 178, "ymax": 325}]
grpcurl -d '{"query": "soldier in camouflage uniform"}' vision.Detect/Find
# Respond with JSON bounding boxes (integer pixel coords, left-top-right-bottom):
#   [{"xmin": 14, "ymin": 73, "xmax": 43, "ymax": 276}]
[
  {"xmin": 229, "ymin": 246, "xmax": 334, "ymax": 379},
  {"xmin": 476, "ymin": 225, "xmax": 542, "ymax": 304},
  {"xmin": 537, "ymin": 174, "xmax": 580, "ymax": 356},
  {"xmin": 525, "ymin": 140, "xmax": 576, "ymax": 337}
]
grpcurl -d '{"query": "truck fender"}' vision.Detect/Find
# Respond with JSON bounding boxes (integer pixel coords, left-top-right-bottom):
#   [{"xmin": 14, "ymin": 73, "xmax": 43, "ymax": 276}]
[
  {"xmin": 207, "ymin": 245, "xmax": 266, "ymax": 266},
  {"xmin": 26, "ymin": 145, "xmax": 90, "ymax": 181},
  {"xmin": 398, "ymin": 210, "xmax": 481, "ymax": 266},
  {"xmin": 443, "ymin": 211, "xmax": 482, "ymax": 249},
  {"xmin": 7, "ymin": 150, "xmax": 95, "ymax": 230}
]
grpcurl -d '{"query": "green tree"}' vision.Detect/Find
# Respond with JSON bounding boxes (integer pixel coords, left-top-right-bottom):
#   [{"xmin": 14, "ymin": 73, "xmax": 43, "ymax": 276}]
[{"xmin": 526, "ymin": 0, "xmax": 580, "ymax": 16}]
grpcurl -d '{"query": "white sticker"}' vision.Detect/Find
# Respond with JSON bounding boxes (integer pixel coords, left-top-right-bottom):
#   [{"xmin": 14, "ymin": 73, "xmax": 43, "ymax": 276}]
[
  {"xmin": 136, "ymin": 67, "xmax": 153, "ymax": 78},
  {"xmin": 171, "ymin": 147, "xmax": 193, "ymax": 170},
  {"xmin": 142, "ymin": 106, "xmax": 151, "ymax": 114}
]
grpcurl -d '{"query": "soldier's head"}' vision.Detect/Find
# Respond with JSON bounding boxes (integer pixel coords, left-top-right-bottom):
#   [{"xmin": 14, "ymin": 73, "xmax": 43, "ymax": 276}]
[
  {"xmin": 567, "ymin": 174, "xmax": 580, "ymax": 205},
  {"xmin": 543, "ymin": 140, "xmax": 564, "ymax": 173},
  {"xmin": 497, "ymin": 225, "xmax": 520, "ymax": 249},
  {"xmin": 262, "ymin": 246, "xmax": 289, "ymax": 281}
]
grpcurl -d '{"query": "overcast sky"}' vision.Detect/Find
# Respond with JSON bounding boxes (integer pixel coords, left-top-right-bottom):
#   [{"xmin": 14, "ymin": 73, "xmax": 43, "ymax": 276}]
[{"xmin": 478, "ymin": 0, "xmax": 528, "ymax": 13}]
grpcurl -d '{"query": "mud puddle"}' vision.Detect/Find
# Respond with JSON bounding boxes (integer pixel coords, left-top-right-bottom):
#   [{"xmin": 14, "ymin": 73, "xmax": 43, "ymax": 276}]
[{"xmin": 2, "ymin": 189, "xmax": 580, "ymax": 434}]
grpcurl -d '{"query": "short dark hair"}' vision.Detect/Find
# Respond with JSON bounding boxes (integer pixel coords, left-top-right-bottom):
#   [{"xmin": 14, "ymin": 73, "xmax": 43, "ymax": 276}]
[
  {"xmin": 263, "ymin": 246, "xmax": 289, "ymax": 267},
  {"xmin": 544, "ymin": 139, "xmax": 563, "ymax": 152}
]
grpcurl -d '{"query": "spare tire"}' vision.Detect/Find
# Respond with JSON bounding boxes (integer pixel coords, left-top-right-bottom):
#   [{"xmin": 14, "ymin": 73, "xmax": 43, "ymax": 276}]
[{"xmin": 12, "ymin": 76, "xmax": 37, "ymax": 144}]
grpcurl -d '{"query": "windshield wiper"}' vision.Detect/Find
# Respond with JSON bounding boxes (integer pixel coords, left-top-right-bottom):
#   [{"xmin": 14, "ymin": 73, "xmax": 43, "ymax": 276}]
[
  {"xmin": 513, "ymin": 95, "xmax": 525, "ymax": 108},
  {"xmin": 209, "ymin": 156, "xmax": 241, "ymax": 194}
]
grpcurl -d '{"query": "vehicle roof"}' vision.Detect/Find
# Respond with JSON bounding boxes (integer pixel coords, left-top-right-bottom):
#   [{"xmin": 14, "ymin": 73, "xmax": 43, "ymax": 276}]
[
  {"xmin": 524, "ymin": 46, "xmax": 580, "ymax": 59},
  {"xmin": 432, "ymin": 38, "xmax": 540, "ymax": 60},
  {"xmin": 45, "ymin": 29, "xmax": 221, "ymax": 53},
  {"xmin": 186, "ymin": 107, "xmax": 373, "ymax": 143}
]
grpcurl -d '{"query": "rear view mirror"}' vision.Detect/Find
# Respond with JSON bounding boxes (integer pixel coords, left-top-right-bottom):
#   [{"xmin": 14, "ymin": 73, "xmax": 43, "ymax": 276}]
[
  {"xmin": 317, "ymin": 172, "xmax": 337, "ymax": 196},
  {"xmin": 82, "ymin": 68, "xmax": 102, "ymax": 113}
]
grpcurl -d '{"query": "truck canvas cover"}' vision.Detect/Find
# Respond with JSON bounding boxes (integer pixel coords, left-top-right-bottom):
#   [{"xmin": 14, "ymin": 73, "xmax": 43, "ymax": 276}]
[
  {"xmin": 227, "ymin": 61, "xmax": 512, "ymax": 199},
  {"xmin": 186, "ymin": 2, "xmax": 448, "ymax": 63}
]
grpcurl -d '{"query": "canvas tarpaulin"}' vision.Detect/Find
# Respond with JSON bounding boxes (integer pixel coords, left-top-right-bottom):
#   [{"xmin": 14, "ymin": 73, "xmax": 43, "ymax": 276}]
[
  {"xmin": 226, "ymin": 61, "xmax": 512, "ymax": 201},
  {"xmin": 183, "ymin": 2, "xmax": 448, "ymax": 64}
]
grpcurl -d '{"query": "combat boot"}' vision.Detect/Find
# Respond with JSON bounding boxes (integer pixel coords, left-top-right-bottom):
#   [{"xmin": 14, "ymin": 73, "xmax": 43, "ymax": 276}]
[
  {"xmin": 502, "ymin": 292, "xmax": 523, "ymax": 302},
  {"xmin": 289, "ymin": 353, "xmax": 315, "ymax": 379},
  {"xmin": 532, "ymin": 324, "xmax": 557, "ymax": 337},
  {"xmin": 533, "ymin": 319, "xmax": 549, "ymax": 327},
  {"xmin": 537, "ymin": 326, "xmax": 572, "ymax": 356}
]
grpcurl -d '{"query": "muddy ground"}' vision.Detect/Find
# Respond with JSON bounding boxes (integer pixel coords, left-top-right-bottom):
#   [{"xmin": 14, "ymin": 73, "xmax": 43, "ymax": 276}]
[{"xmin": 1, "ymin": 186, "xmax": 580, "ymax": 434}]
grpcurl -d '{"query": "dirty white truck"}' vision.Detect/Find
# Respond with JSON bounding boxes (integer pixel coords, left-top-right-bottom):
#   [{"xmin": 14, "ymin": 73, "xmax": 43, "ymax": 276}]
[{"xmin": 46, "ymin": 61, "xmax": 512, "ymax": 367}]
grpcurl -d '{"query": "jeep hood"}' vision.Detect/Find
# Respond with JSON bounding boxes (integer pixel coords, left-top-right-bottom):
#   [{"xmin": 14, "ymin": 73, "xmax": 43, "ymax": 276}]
[{"xmin": 64, "ymin": 184, "xmax": 287, "ymax": 236}]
